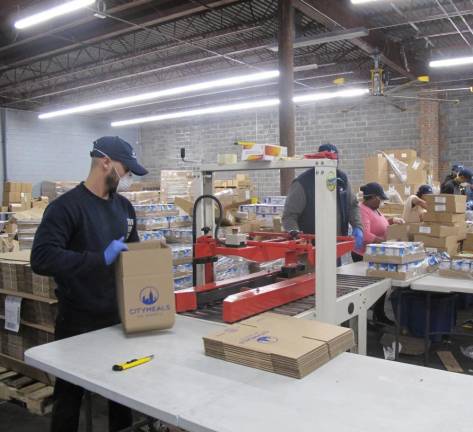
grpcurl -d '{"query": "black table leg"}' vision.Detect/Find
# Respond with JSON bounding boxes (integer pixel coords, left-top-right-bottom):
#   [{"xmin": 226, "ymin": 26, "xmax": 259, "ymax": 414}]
[
  {"xmin": 423, "ymin": 292, "xmax": 432, "ymax": 366},
  {"xmin": 395, "ymin": 288, "xmax": 402, "ymax": 360},
  {"xmin": 84, "ymin": 390, "xmax": 93, "ymax": 432}
]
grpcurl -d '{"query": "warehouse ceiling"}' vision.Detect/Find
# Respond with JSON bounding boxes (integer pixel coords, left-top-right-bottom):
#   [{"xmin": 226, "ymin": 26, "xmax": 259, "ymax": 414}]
[{"xmin": 1, "ymin": 0, "xmax": 473, "ymax": 117}]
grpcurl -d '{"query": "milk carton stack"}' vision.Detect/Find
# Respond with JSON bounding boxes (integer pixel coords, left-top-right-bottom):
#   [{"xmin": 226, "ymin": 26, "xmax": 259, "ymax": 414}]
[
  {"xmin": 413, "ymin": 194, "xmax": 466, "ymax": 256},
  {"xmin": 364, "ymin": 241, "xmax": 426, "ymax": 280}
]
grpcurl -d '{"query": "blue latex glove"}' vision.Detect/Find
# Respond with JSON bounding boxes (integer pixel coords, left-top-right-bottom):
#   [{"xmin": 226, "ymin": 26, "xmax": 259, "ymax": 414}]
[
  {"xmin": 353, "ymin": 227, "xmax": 364, "ymax": 251},
  {"xmin": 104, "ymin": 236, "xmax": 128, "ymax": 265}
]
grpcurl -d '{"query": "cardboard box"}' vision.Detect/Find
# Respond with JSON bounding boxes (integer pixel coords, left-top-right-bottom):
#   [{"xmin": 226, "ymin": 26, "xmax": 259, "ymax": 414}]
[
  {"xmin": 386, "ymin": 223, "xmax": 421, "ymax": 241},
  {"xmin": 381, "ymin": 202, "xmax": 404, "ymax": 215},
  {"xmin": 414, "ymin": 234, "xmax": 460, "ymax": 256},
  {"xmin": 413, "ymin": 223, "xmax": 463, "ymax": 238},
  {"xmin": 366, "ymin": 268, "xmax": 425, "ymax": 281},
  {"xmin": 21, "ymin": 183, "xmax": 33, "ymax": 193},
  {"xmin": 422, "ymin": 212, "xmax": 465, "ymax": 224},
  {"xmin": 4, "ymin": 182, "xmax": 21, "ymax": 193},
  {"xmin": 364, "ymin": 251, "xmax": 426, "ymax": 265},
  {"xmin": 241, "ymin": 143, "xmax": 287, "ymax": 161},
  {"xmin": 3, "ymin": 192, "xmax": 22, "ymax": 204},
  {"xmin": 203, "ymin": 312, "xmax": 354, "ymax": 379},
  {"xmin": 115, "ymin": 241, "xmax": 175, "ymax": 334},
  {"xmin": 424, "ymin": 194, "xmax": 466, "ymax": 214},
  {"xmin": 364, "ymin": 154, "xmax": 388, "ymax": 184},
  {"xmin": 385, "ymin": 149, "xmax": 417, "ymax": 164},
  {"xmin": 406, "ymin": 159, "xmax": 427, "ymax": 184},
  {"xmin": 414, "ymin": 234, "xmax": 459, "ymax": 249},
  {"xmin": 438, "ymin": 269, "xmax": 472, "ymax": 280}
]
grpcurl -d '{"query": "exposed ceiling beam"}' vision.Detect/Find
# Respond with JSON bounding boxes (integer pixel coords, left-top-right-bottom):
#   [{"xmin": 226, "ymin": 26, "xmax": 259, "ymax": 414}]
[
  {"xmin": 0, "ymin": 0, "xmax": 240, "ymax": 73},
  {"xmin": 0, "ymin": 0, "xmax": 155, "ymax": 55},
  {"xmin": 292, "ymin": 0, "xmax": 419, "ymax": 80}
]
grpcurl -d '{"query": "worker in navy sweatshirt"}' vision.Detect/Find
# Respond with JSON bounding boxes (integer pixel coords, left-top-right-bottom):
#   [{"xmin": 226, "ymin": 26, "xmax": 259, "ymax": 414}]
[{"xmin": 31, "ymin": 136, "xmax": 148, "ymax": 432}]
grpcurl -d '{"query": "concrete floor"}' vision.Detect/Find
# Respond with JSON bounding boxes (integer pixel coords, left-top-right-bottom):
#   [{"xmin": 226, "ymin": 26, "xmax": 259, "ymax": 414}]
[{"xmin": 2, "ymin": 310, "xmax": 473, "ymax": 431}]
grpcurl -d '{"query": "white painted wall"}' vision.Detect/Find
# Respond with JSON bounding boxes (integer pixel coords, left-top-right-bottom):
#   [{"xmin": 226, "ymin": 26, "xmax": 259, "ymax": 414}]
[{"xmin": 4, "ymin": 109, "xmax": 139, "ymax": 195}]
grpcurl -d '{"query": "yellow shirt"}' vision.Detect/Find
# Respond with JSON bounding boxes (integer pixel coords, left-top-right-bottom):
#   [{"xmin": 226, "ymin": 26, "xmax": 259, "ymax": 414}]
[{"xmin": 402, "ymin": 195, "xmax": 426, "ymax": 223}]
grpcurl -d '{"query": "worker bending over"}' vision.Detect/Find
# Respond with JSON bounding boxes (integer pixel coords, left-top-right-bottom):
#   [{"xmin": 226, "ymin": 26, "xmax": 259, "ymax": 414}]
[{"xmin": 402, "ymin": 185, "xmax": 433, "ymax": 223}]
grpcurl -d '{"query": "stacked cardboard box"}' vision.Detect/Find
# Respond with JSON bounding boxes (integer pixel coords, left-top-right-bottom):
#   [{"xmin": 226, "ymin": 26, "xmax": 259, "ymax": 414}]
[
  {"xmin": 365, "ymin": 241, "xmax": 426, "ymax": 280},
  {"xmin": 0, "ymin": 251, "xmax": 56, "ymax": 299},
  {"xmin": 0, "ymin": 319, "xmax": 54, "ymax": 361},
  {"xmin": 3, "ymin": 182, "xmax": 33, "ymax": 212},
  {"xmin": 160, "ymin": 170, "xmax": 194, "ymax": 203},
  {"xmin": 364, "ymin": 149, "xmax": 432, "ymax": 209},
  {"xmin": 41, "ymin": 181, "xmax": 79, "ymax": 201},
  {"xmin": 203, "ymin": 312, "xmax": 354, "ymax": 379},
  {"xmin": 414, "ymin": 194, "xmax": 466, "ymax": 256},
  {"xmin": 463, "ymin": 233, "xmax": 473, "ymax": 253},
  {"xmin": 386, "ymin": 223, "xmax": 422, "ymax": 241},
  {"xmin": 120, "ymin": 190, "xmax": 161, "ymax": 204}
]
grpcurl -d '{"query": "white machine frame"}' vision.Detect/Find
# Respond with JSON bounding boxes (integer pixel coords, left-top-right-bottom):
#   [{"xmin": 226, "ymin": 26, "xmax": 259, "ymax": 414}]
[{"xmin": 193, "ymin": 159, "xmax": 390, "ymax": 354}]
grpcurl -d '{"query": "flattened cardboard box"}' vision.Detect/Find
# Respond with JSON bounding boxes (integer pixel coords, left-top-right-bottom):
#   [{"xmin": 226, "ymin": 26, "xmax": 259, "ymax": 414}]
[
  {"xmin": 424, "ymin": 194, "xmax": 466, "ymax": 214},
  {"xmin": 115, "ymin": 241, "xmax": 175, "ymax": 334},
  {"xmin": 203, "ymin": 312, "xmax": 354, "ymax": 379}
]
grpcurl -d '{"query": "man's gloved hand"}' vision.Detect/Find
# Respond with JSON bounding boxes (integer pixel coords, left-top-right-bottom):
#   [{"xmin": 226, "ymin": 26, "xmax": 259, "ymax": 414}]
[
  {"xmin": 353, "ymin": 227, "xmax": 364, "ymax": 251},
  {"xmin": 104, "ymin": 236, "xmax": 128, "ymax": 265}
]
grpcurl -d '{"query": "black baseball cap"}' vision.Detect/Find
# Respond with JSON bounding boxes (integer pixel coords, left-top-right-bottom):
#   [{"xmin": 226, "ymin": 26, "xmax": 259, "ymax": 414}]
[
  {"xmin": 459, "ymin": 168, "xmax": 473, "ymax": 184},
  {"xmin": 417, "ymin": 184, "xmax": 433, "ymax": 197},
  {"xmin": 90, "ymin": 136, "xmax": 148, "ymax": 176},
  {"xmin": 452, "ymin": 164, "xmax": 463, "ymax": 172},
  {"xmin": 318, "ymin": 143, "xmax": 338, "ymax": 155},
  {"xmin": 360, "ymin": 182, "xmax": 389, "ymax": 200}
]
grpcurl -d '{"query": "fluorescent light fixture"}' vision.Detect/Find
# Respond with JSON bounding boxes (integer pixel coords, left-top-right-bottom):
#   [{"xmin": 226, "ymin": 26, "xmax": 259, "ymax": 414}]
[
  {"xmin": 111, "ymin": 87, "xmax": 368, "ymax": 127},
  {"xmin": 294, "ymin": 88, "xmax": 369, "ymax": 103},
  {"xmin": 14, "ymin": 0, "xmax": 95, "ymax": 29},
  {"xmin": 429, "ymin": 56, "xmax": 473, "ymax": 68},
  {"xmin": 269, "ymin": 28, "xmax": 369, "ymax": 52},
  {"xmin": 111, "ymin": 99, "xmax": 280, "ymax": 127},
  {"xmin": 39, "ymin": 70, "xmax": 279, "ymax": 119},
  {"xmin": 351, "ymin": 0, "xmax": 383, "ymax": 4}
]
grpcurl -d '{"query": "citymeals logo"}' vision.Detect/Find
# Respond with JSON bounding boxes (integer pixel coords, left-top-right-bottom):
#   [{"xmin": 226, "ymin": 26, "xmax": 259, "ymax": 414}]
[
  {"xmin": 256, "ymin": 335, "xmax": 278, "ymax": 344},
  {"xmin": 128, "ymin": 286, "xmax": 171, "ymax": 316},
  {"xmin": 140, "ymin": 287, "xmax": 159, "ymax": 305}
]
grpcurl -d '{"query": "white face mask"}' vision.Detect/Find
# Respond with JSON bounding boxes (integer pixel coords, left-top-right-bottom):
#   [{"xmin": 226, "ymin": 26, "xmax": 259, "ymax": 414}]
[{"xmin": 114, "ymin": 167, "xmax": 133, "ymax": 192}]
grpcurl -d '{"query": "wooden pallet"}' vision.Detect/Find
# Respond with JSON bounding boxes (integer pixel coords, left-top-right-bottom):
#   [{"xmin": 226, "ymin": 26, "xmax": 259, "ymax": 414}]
[{"xmin": 0, "ymin": 367, "xmax": 54, "ymax": 415}]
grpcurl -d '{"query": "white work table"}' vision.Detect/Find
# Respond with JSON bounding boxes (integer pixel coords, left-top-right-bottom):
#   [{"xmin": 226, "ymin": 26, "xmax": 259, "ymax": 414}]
[
  {"xmin": 26, "ymin": 315, "xmax": 473, "ymax": 432},
  {"xmin": 411, "ymin": 273, "xmax": 473, "ymax": 294},
  {"xmin": 338, "ymin": 261, "xmax": 426, "ymax": 287}
]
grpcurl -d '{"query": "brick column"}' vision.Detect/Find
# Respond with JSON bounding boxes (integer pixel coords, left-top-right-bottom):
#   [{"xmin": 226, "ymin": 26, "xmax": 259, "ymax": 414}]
[{"xmin": 418, "ymin": 99, "xmax": 440, "ymax": 181}]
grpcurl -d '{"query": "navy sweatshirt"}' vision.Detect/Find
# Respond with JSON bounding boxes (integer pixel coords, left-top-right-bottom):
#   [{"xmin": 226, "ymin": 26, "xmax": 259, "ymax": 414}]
[{"xmin": 30, "ymin": 183, "xmax": 138, "ymax": 319}]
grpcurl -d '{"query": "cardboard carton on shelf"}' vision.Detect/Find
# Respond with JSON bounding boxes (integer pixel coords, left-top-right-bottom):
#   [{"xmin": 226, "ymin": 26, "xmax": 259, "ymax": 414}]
[
  {"xmin": 115, "ymin": 241, "xmax": 175, "ymax": 334},
  {"xmin": 364, "ymin": 154, "xmax": 389, "ymax": 184},
  {"xmin": 463, "ymin": 233, "xmax": 473, "ymax": 252},
  {"xmin": 424, "ymin": 194, "xmax": 466, "ymax": 214}
]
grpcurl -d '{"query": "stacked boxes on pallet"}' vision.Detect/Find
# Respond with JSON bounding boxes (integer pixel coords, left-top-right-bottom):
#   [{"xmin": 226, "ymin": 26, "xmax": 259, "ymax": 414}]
[{"xmin": 3, "ymin": 182, "xmax": 33, "ymax": 212}]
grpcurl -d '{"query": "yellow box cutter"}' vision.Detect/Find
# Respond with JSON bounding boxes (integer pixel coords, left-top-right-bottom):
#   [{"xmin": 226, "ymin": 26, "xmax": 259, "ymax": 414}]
[{"xmin": 112, "ymin": 355, "xmax": 154, "ymax": 371}]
